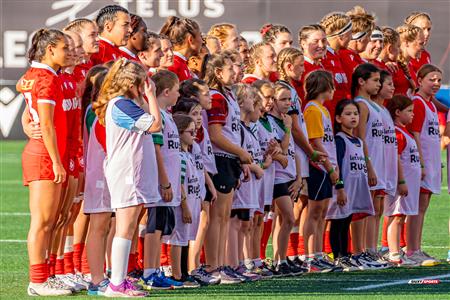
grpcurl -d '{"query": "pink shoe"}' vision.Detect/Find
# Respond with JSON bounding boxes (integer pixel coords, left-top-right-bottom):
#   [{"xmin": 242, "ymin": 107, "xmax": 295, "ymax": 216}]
[{"xmin": 104, "ymin": 279, "xmax": 148, "ymax": 298}]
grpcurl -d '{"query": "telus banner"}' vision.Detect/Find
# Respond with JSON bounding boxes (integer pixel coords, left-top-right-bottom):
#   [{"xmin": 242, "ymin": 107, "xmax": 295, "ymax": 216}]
[{"xmin": 1, "ymin": 0, "xmax": 449, "ymax": 139}]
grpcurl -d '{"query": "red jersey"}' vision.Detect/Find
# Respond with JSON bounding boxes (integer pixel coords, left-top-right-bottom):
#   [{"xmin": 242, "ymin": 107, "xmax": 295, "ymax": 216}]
[
  {"xmin": 322, "ymin": 47, "xmax": 351, "ymax": 118},
  {"xmin": 269, "ymin": 72, "xmax": 279, "ymax": 82},
  {"xmin": 119, "ymin": 46, "xmax": 140, "ymax": 62},
  {"xmin": 395, "ymin": 125, "xmax": 414, "ymax": 153},
  {"xmin": 338, "ymin": 48, "xmax": 364, "ymax": 87},
  {"xmin": 392, "ymin": 62, "xmax": 417, "ymax": 97},
  {"xmin": 60, "ymin": 72, "xmax": 81, "ymax": 156},
  {"xmin": 73, "ymin": 59, "xmax": 94, "ymax": 83},
  {"xmin": 19, "ymin": 62, "xmax": 68, "ymax": 160},
  {"xmin": 371, "ymin": 59, "xmax": 389, "ymax": 72},
  {"xmin": 241, "ymin": 74, "xmax": 262, "ymax": 85},
  {"xmin": 410, "ymin": 50, "xmax": 431, "ymax": 75},
  {"xmin": 299, "ymin": 56, "xmax": 323, "ymax": 108},
  {"xmin": 168, "ymin": 52, "xmax": 192, "ymax": 82},
  {"xmin": 408, "ymin": 93, "xmax": 436, "ymax": 133},
  {"xmin": 90, "ymin": 37, "xmax": 123, "ymax": 66}
]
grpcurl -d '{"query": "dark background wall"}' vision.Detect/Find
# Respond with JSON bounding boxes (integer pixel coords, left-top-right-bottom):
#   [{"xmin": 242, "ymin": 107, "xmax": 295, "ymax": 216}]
[{"xmin": 1, "ymin": 0, "xmax": 449, "ymax": 139}]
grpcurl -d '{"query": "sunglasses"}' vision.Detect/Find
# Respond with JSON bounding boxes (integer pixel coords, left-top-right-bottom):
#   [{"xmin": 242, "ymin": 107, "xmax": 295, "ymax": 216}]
[{"xmin": 183, "ymin": 130, "xmax": 196, "ymax": 136}]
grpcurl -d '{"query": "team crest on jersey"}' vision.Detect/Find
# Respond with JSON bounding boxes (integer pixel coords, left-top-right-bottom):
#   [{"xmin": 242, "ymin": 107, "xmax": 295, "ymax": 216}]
[
  {"xmin": 69, "ymin": 82, "xmax": 74, "ymax": 89},
  {"xmin": 20, "ymin": 79, "xmax": 34, "ymax": 91},
  {"xmin": 331, "ymin": 60, "xmax": 335, "ymax": 66}
]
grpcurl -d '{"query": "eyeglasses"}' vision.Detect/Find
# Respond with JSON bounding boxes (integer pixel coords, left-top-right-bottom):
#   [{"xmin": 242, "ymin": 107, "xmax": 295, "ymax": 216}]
[{"xmin": 183, "ymin": 130, "xmax": 196, "ymax": 136}]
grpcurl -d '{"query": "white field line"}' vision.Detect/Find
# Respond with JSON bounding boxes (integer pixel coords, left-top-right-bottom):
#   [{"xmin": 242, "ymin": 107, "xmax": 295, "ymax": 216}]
[
  {"xmin": 0, "ymin": 239, "xmax": 26, "ymax": 243},
  {"xmin": 344, "ymin": 273, "xmax": 450, "ymax": 291},
  {"xmin": 0, "ymin": 212, "xmax": 30, "ymax": 216}
]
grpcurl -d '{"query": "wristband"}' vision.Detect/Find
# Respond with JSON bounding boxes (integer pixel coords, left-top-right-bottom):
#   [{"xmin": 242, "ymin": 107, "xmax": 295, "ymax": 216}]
[
  {"xmin": 420, "ymin": 164, "xmax": 425, "ymax": 169},
  {"xmin": 365, "ymin": 156, "xmax": 371, "ymax": 162},
  {"xmin": 284, "ymin": 127, "xmax": 291, "ymax": 134},
  {"xmin": 159, "ymin": 182, "xmax": 171, "ymax": 190},
  {"xmin": 259, "ymin": 162, "xmax": 266, "ymax": 170},
  {"xmin": 311, "ymin": 150, "xmax": 318, "ymax": 162},
  {"xmin": 327, "ymin": 167, "xmax": 335, "ymax": 175},
  {"xmin": 335, "ymin": 180, "xmax": 344, "ymax": 189},
  {"xmin": 398, "ymin": 180, "xmax": 406, "ymax": 185}
]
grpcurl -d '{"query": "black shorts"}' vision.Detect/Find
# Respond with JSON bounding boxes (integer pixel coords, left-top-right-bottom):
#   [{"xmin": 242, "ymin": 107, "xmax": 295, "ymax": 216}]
[
  {"xmin": 306, "ymin": 164, "xmax": 333, "ymax": 201},
  {"xmin": 212, "ymin": 155, "xmax": 241, "ymax": 194},
  {"xmin": 273, "ymin": 180, "xmax": 295, "ymax": 199},
  {"xmin": 204, "ymin": 172, "xmax": 214, "ymax": 202},
  {"xmin": 230, "ymin": 209, "xmax": 250, "ymax": 221},
  {"xmin": 146, "ymin": 206, "xmax": 175, "ymax": 236}
]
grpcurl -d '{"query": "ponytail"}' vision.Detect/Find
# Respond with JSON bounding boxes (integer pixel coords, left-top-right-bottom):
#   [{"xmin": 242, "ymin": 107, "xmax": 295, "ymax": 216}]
[
  {"xmin": 159, "ymin": 16, "xmax": 200, "ymax": 47},
  {"xmin": 27, "ymin": 28, "xmax": 65, "ymax": 63}
]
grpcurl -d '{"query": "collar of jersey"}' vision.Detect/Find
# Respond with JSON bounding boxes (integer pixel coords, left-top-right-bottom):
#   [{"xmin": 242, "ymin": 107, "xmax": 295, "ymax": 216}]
[
  {"xmin": 174, "ymin": 51, "xmax": 187, "ymax": 61},
  {"xmin": 99, "ymin": 36, "xmax": 116, "ymax": 46},
  {"xmin": 31, "ymin": 61, "xmax": 58, "ymax": 76},
  {"xmin": 119, "ymin": 46, "xmax": 137, "ymax": 58},
  {"xmin": 304, "ymin": 55, "xmax": 317, "ymax": 65}
]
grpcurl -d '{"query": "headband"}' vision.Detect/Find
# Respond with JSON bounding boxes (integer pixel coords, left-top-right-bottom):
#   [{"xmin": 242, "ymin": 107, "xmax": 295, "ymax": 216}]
[
  {"xmin": 370, "ymin": 29, "xmax": 384, "ymax": 41},
  {"xmin": 327, "ymin": 21, "xmax": 352, "ymax": 38},
  {"xmin": 351, "ymin": 31, "xmax": 368, "ymax": 40}
]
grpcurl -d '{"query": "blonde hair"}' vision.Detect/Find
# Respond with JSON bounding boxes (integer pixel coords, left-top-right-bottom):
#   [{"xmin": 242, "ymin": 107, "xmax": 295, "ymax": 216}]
[
  {"xmin": 396, "ymin": 24, "xmax": 423, "ymax": 90},
  {"xmin": 320, "ymin": 12, "xmax": 351, "ymax": 36},
  {"xmin": 298, "ymin": 24, "xmax": 325, "ymax": 48},
  {"xmin": 208, "ymin": 23, "xmax": 236, "ymax": 46},
  {"xmin": 93, "ymin": 58, "xmax": 147, "ymax": 125},
  {"xmin": 346, "ymin": 6, "xmax": 375, "ymax": 34},
  {"xmin": 246, "ymin": 42, "xmax": 272, "ymax": 74},
  {"xmin": 233, "ymin": 83, "xmax": 259, "ymax": 106},
  {"xmin": 277, "ymin": 47, "xmax": 303, "ymax": 81},
  {"xmin": 404, "ymin": 12, "xmax": 431, "ymax": 25},
  {"xmin": 63, "ymin": 18, "xmax": 95, "ymax": 33}
]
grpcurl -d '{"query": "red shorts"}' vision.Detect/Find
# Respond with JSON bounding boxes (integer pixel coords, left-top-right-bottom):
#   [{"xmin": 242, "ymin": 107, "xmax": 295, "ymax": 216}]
[
  {"xmin": 352, "ymin": 213, "xmax": 370, "ymax": 221},
  {"xmin": 374, "ymin": 189, "xmax": 387, "ymax": 197},
  {"xmin": 22, "ymin": 140, "xmax": 69, "ymax": 186},
  {"xmin": 420, "ymin": 187, "xmax": 432, "ymax": 194},
  {"xmin": 22, "ymin": 142, "xmax": 55, "ymax": 186},
  {"xmin": 68, "ymin": 155, "xmax": 79, "ymax": 178}
]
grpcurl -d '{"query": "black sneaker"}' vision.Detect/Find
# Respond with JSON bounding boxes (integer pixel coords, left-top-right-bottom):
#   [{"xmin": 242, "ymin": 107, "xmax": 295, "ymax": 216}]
[
  {"xmin": 267, "ymin": 262, "xmax": 282, "ymax": 278},
  {"xmin": 336, "ymin": 256, "xmax": 359, "ymax": 272},
  {"xmin": 286, "ymin": 258, "xmax": 307, "ymax": 275},
  {"xmin": 127, "ymin": 269, "xmax": 143, "ymax": 279},
  {"xmin": 319, "ymin": 256, "xmax": 343, "ymax": 272},
  {"xmin": 275, "ymin": 262, "xmax": 293, "ymax": 277},
  {"xmin": 307, "ymin": 258, "xmax": 333, "ymax": 273}
]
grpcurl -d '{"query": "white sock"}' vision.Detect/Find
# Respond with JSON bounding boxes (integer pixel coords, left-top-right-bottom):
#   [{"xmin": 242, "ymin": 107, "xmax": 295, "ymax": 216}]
[
  {"xmin": 253, "ymin": 258, "xmax": 262, "ymax": 268},
  {"xmin": 138, "ymin": 225, "xmax": 146, "ymax": 238},
  {"xmin": 288, "ymin": 256, "xmax": 296, "ymax": 261},
  {"xmin": 299, "ymin": 255, "xmax": 306, "ymax": 261},
  {"xmin": 110, "ymin": 237, "xmax": 132, "ymax": 286},
  {"xmin": 64, "ymin": 236, "xmax": 74, "ymax": 253},
  {"xmin": 143, "ymin": 268, "xmax": 157, "ymax": 278},
  {"xmin": 290, "ymin": 226, "xmax": 299, "ymax": 234},
  {"xmin": 244, "ymin": 258, "xmax": 253, "ymax": 269}
]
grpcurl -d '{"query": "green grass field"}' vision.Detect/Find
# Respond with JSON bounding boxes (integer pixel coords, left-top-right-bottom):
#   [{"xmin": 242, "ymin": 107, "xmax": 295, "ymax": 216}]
[{"xmin": 1, "ymin": 140, "xmax": 449, "ymax": 299}]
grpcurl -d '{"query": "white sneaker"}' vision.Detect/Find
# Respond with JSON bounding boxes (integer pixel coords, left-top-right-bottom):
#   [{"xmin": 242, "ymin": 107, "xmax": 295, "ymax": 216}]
[
  {"xmin": 47, "ymin": 276, "xmax": 75, "ymax": 292},
  {"xmin": 366, "ymin": 251, "xmax": 390, "ymax": 269},
  {"xmin": 417, "ymin": 250, "xmax": 440, "ymax": 266},
  {"xmin": 55, "ymin": 274, "xmax": 85, "ymax": 292},
  {"xmin": 399, "ymin": 254, "xmax": 419, "ymax": 267},
  {"xmin": 27, "ymin": 281, "xmax": 72, "ymax": 296}
]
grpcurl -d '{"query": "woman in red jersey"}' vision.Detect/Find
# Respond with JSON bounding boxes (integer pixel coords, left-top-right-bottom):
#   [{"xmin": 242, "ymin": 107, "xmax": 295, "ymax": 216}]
[
  {"xmin": 160, "ymin": 16, "xmax": 203, "ymax": 82},
  {"xmin": 119, "ymin": 14, "xmax": 149, "ymax": 61},
  {"xmin": 20, "ymin": 28, "xmax": 71, "ymax": 296},
  {"xmin": 208, "ymin": 23, "xmax": 240, "ymax": 51},
  {"xmin": 340, "ymin": 6, "xmax": 375, "ymax": 86},
  {"xmin": 297, "ymin": 24, "xmax": 327, "ymax": 104},
  {"xmin": 404, "ymin": 12, "xmax": 433, "ymax": 74},
  {"xmin": 320, "ymin": 12, "xmax": 352, "ymax": 119},
  {"xmin": 242, "ymin": 42, "xmax": 277, "ymax": 84}
]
